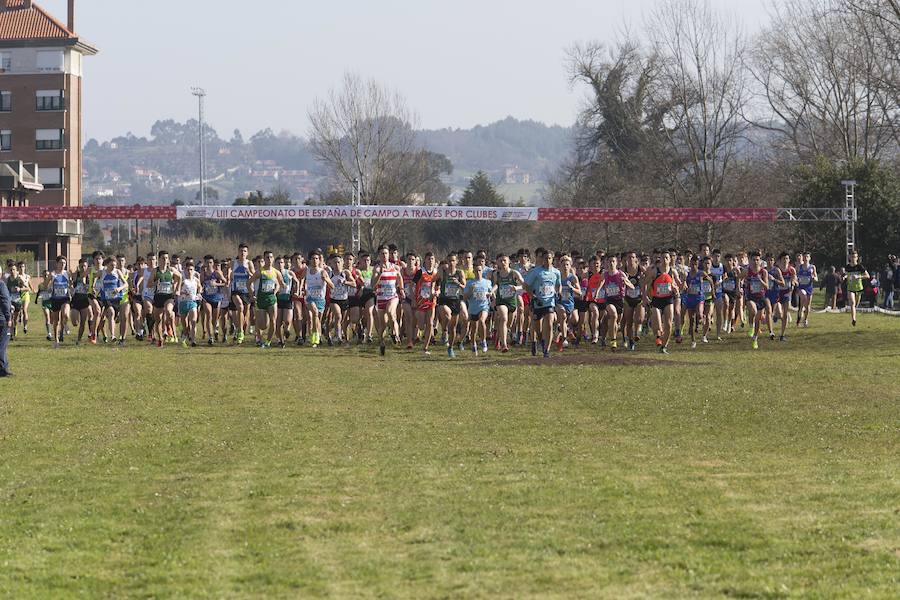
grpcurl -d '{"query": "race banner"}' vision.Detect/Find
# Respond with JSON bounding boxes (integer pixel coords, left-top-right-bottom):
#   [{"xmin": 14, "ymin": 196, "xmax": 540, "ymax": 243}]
[
  {"xmin": 0, "ymin": 205, "xmax": 176, "ymax": 221},
  {"xmin": 176, "ymin": 205, "xmax": 540, "ymax": 221},
  {"xmin": 538, "ymin": 207, "xmax": 778, "ymax": 222}
]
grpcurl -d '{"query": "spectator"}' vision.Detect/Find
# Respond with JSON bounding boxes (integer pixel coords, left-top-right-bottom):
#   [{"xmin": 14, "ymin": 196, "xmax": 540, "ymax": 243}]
[
  {"xmin": 823, "ymin": 266, "xmax": 839, "ymax": 310},
  {"xmin": 882, "ymin": 256, "xmax": 895, "ymax": 310},
  {"xmin": 864, "ymin": 273, "xmax": 879, "ymax": 308},
  {"xmin": 0, "ymin": 275, "xmax": 11, "ymax": 377}
]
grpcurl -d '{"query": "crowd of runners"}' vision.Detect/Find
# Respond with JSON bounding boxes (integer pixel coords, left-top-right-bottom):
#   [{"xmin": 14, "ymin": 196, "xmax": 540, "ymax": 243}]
[{"xmin": 0, "ymin": 242, "xmax": 873, "ymax": 358}]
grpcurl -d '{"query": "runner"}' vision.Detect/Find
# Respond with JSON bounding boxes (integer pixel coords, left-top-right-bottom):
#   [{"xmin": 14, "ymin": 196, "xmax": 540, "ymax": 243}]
[
  {"xmin": 229, "ymin": 243, "xmax": 255, "ymax": 345},
  {"xmin": 554, "ymin": 254, "xmax": 582, "ymax": 352},
  {"xmin": 741, "ymin": 251, "xmax": 771, "ymax": 350},
  {"xmin": 48, "ymin": 256, "xmax": 72, "ymax": 348},
  {"xmin": 463, "ymin": 261, "xmax": 493, "ymax": 356},
  {"xmin": 622, "ymin": 252, "xmax": 644, "ymax": 351},
  {"xmin": 355, "ymin": 252, "xmax": 375, "ymax": 343},
  {"xmin": 524, "ymin": 248, "xmax": 561, "ymax": 359},
  {"xmin": 35, "ymin": 270, "xmax": 53, "ymax": 340},
  {"xmin": 401, "ymin": 253, "xmax": 419, "ymax": 349},
  {"xmin": 413, "ymin": 252, "xmax": 439, "ymax": 355},
  {"xmin": 326, "ymin": 253, "xmax": 353, "ymax": 346},
  {"xmin": 249, "ymin": 250, "xmax": 287, "ymax": 348},
  {"xmin": 70, "ymin": 259, "xmax": 94, "ymax": 344},
  {"xmin": 491, "ymin": 254, "xmax": 524, "ymax": 353},
  {"xmin": 683, "ymin": 256, "xmax": 714, "ymax": 349},
  {"xmin": 146, "ymin": 250, "xmax": 181, "ymax": 347},
  {"xmin": 844, "ymin": 250, "xmax": 869, "ymax": 327},
  {"xmin": 174, "ymin": 258, "xmax": 201, "ymax": 347},
  {"xmin": 15, "ymin": 261, "xmax": 30, "ymax": 335},
  {"xmin": 5, "ymin": 263, "xmax": 25, "ymax": 340},
  {"xmin": 642, "ymin": 251, "xmax": 678, "ymax": 354},
  {"xmin": 599, "ymin": 254, "xmax": 633, "ymax": 352},
  {"xmin": 130, "ymin": 257, "xmax": 147, "ymax": 341},
  {"xmin": 796, "ymin": 251, "xmax": 817, "ymax": 328},
  {"xmin": 98, "ymin": 257, "xmax": 128, "ymax": 346},
  {"xmin": 301, "ymin": 250, "xmax": 331, "ymax": 348},
  {"xmin": 273, "ymin": 256, "xmax": 299, "ymax": 348},
  {"xmin": 437, "ymin": 252, "xmax": 466, "ymax": 358},
  {"xmin": 371, "ymin": 245, "xmax": 403, "ymax": 356},
  {"xmin": 721, "ymin": 254, "xmax": 741, "ymax": 333}
]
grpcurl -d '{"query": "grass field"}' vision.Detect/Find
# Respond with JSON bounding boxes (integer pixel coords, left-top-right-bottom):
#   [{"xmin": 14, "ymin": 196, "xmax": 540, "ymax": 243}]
[{"xmin": 1, "ymin": 307, "xmax": 898, "ymax": 598}]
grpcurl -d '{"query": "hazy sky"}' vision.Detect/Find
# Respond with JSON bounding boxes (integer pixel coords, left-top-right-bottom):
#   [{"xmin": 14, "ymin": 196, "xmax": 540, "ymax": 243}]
[{"xmin": 38, "ymin": 0, "xmax": 773, "ymax": 142}]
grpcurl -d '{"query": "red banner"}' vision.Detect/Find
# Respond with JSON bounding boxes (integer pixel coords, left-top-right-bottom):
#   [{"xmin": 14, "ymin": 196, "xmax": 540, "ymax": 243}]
[
  {"xmin": 538, "ymin": 207, "xmax": 778, "ymax": 222},
  {"xmin": 0, "ymin": 204, "xmax": 778, "ymax": 222},
  {"xmin": 0, "ymin": 205, "xmax": 176, "ymax": 220}
]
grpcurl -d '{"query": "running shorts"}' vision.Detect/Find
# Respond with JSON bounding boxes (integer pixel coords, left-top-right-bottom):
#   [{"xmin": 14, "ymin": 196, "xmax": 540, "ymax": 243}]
[{"xmin": 153, "ymin": 293, "xmax": 174, "ymax": 309}]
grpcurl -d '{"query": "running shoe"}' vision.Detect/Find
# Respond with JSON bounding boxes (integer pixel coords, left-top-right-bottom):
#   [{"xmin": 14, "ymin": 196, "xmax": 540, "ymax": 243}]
[
  {"xmin": 610, "ymin": 340, "xmax": 618, "ymax": 352},
  {"xmin": 46, "ymin": 334, "xmax": 52, "ymax": 341},
  {"xmin": 481, "ymin": 340, "xmax": 488, "ymax": 353},
  {"xmin": 157, "ymin": 339, "xmax": 163, "ymax": 348},
  {"xmin": 556, "ymin": 338, "xmax": 564, "ymax": 352},
  {"xmin": 423, "ymin": 349, "xmax": 431, "ymax": 356},
  {"xmin": 852, "ymin": 319, "xmax": 857, "ymax": 327},
  {"xmin": 327, "ymin": 337, "xmax": 334, "ymax": 347},
  {"xmin": 702, "ymin": 335, "xmax": 709, "ymax": 344},
  {"xmin": 406, "ymin": 343, "xmax": 413, "ymax": 350},
  {"xmin": 237, "ymin": 333, "xmax": 245, "ymax": 345},
  {"xmin": 191, "ymin": 341, "xmax": 197, "ymax": 348},
  {"xmin": 182, "ymin": 339, "xmax": 188, "ymax": 348},
  {"xmin": 472, "ymin": 344, "xmax": 478, "ymax": 356},
  {"xmin": 208, "ymin": 337, "xmax": 214, "ymax": 346},
  {"xmin": 659, "ymin": 345, "xmax": 669, "ymax": 354},
  {"xmin": 542, "ymin": 350, "xmax": 550, "ymax": 359},
  {"xmin": 752, "ymin": 336, "xmax": 759, "ymax": 350},
  {"xmin": 779, "ymin": 335, "xmax": 786, "ymax": 342},
  {"xmin": 655, "ymin": 336, "xmax": 662, "ymax": 347},
  {"xmin": 448, "ymin": 347, "xmax": 456, "ymax": 358},
  {"xmin": 531, "ymin": 341, "xmax": 537, "ymax": 356},
  {"xmin": 89, "ymin": 335, "xmax": 97, "ymax": 345},
  {"xmin": 691, "ymin": 341, "xmax": 697, "ymax": 349},
  {"xmin": 379, "ymin": 344, "xmax": 386, "ymax": 356},
  {"xmin": 675, "ymin": 334, "xmax": 683, "ymax": 345},
  {"xmin": 501, "ymin": 347, "xmax": 509, "ymax": 353},
  {"xmin": 769, "ymin": 333, "xmax": 776, "ymax": 341}
]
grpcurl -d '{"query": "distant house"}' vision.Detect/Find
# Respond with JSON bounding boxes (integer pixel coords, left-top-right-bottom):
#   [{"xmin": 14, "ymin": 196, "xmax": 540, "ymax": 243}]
[{"xmin": 504, "ymin": 166, "xmax": 531, "ymax": 185}]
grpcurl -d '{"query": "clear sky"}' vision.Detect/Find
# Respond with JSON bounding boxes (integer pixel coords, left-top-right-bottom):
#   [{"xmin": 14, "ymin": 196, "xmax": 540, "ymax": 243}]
[{"xmin": 38, "ymin": 0, "xmax": 773, "ymax": 142}]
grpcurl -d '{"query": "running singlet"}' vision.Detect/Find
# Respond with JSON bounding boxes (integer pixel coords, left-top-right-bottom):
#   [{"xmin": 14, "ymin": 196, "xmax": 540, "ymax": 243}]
[
  {"xmin": 142, "ymin": 267, "xmax": 154, "ymax": 300},
  {"xmin": 414, "ymin": 269, "xmax": 437, "ymax": 308},
  {"xmin": 587, "ymin": 272, "xmax": 604, "ymax": 302},
  {"xmin": 846, "ymin": 264, "xmax": 866, "ymax": 292},
  {"xmin": 700, "ymin": 272, "xmax": 714, "ymax": 300},
  {"xmin": 525, "ymin": 266, "xmax": 561, "ymax": 309},
  {"xmin": 101, "ymin": 272, "xmax": 123, "ymax": 301},
  {"xmin": 746, "ymin": 270, "xmax": 766, "ymax": 298},
  {"xmin": 494, "ymin": 271, "xmax": 518, "ymax": 309},
  {"xmin": 723, "ymin": 270, "xmax": 739, "ymax": 293},
  {"xmin": 560, "ymin": 274, "xmax": 579, "ymax": 305},
  {"xmin": 440, "ymin": 270, "xmax": 464, "ymax": 299},
  {"xmin": 203, "ymin": 271, "xmax": 223, "ymax": 300},
  {"xmin": 465, "ymin": 278, "xmax": 492, "ymax": 314},
  {"xmin": 73, "ymin": 275, "xmax": 90, "ymax": 296},
  {"xmin": 625, "ymin": 271, "xmax": 642, "ymax": 299},
  {"xmin": 358, "ymin": 268, "xmax": 374, "ymax": 291},
  {"xmin": 603, "ymin": 271, "xmax": 625, "ymax": 300},
  {"xmin": 51, "ymin": 271, "xmax": 70, "ymax": 299},
  {"xmin": 155, "ymin": 270, "xmax": 174, "ymax": 295},
  {"xmin": 180, "ymin": 276, "xmax": 200, "ymax": 301},
  {"xmin": 278, "ymin": 269, "xmax": 293, "ymax": 301},
  {"xmin": 651, "ymin": 270, "xmax": 674, "ymax": 299},
  {"xmin": 305, "ymin": 269, "xmax": 326, "ymax": 301},
  {"xmin": 376, "ymin": 264, "xmax": 399, "ymax": 300},
  {"xmin": 402, "ymin": 269, "xmax": 415, "ymax": 301},
  {"xmin": 709, "ymin": 263, "xmax": 724, "ymax": 294},
  {"xmin": 331, "ymin": 272, "xmax": 350, "ymax": 301},
  {"xmin": 232, "ymin": 262, "xmax": 250, "ymax": 294},
  {"xmin": 779, "ymin": 266, "xmax": 795, "ymax": 292},
  {"xmin": 685, "ymin": 272, "xmax": 704, "ymax": 301},
  {"xmin": 797, "ymin": 264, "xmax": 814, "ymax": 289}
]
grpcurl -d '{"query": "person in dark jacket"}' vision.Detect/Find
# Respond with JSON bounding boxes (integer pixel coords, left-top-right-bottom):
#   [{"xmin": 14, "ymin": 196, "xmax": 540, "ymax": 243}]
[{"xmin": 0, "ymin": 277, "xmax": 12, "ymax": 376}]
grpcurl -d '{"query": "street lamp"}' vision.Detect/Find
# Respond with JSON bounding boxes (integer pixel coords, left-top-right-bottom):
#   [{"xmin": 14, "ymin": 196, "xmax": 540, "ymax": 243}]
[{"xmin": 190, "ymin": 87, "xmax": 207, "ymax": 206}]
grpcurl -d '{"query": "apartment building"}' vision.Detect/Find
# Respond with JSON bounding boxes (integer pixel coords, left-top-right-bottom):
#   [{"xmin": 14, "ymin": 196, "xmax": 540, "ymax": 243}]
[{"xmin": 0, "ymin": 0, "xmax": 97, "ymax": 261}]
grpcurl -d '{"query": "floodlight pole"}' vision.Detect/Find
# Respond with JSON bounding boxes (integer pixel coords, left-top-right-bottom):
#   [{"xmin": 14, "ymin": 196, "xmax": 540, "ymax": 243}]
[{"xmin": 191, "ymin": 87, "xmax": 207, "ymax": 206}]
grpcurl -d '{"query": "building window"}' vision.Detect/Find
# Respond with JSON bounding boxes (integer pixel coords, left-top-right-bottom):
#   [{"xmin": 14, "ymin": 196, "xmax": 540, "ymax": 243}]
[
  {"xmin": 36, "ymin": 129, "xmax": 64, "ymax": 150},
  {"xmin": 40, "ymin": 167, "xmax": 64, "ymax": 189},
  {"xmin": 36, "ymin": 51, "xmax": 64, "ymax": 72},
  {"xmin": 0, "ymin": 53, "xmax": 10, "ymax": 72},
  {"xmin": 0, "ymin": 91, "xmax": 10, "ymax": 112},
  {"xmin": 36, "ymin": 90, "xmax": 65, "ymax": 111},
  {"xmin": 0, "ymin": 130, "xmax": 10, "ymax": 152}
]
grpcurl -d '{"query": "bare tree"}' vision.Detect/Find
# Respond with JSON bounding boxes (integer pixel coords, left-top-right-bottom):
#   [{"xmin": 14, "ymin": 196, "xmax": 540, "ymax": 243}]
[
  {"xmin": 646, "ymin": 0, "xmax": 752, "ymax": 244},
  {"xmin": 750, "ymin": 0, "xmax": 898, "ymax": 163},
  {"xmin": 308, "ymin": 72, "xmax": 431, "ymax": 250}
]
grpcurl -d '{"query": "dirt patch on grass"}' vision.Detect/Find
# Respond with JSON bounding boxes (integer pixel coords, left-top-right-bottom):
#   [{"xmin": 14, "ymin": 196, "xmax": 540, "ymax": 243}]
[{"xmin": 480, "ymin": 354, "xmax": 677, "ymax": 367}]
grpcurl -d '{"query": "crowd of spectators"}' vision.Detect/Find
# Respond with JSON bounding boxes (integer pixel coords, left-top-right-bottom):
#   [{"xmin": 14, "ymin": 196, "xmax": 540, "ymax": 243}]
[{"xmin": 822, "ymin": 254, "xmax": 899, "ymax": 310}]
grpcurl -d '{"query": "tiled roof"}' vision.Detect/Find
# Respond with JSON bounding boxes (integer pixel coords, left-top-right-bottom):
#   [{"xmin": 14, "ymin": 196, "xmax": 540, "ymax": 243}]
[{"xmin": 0, "ymin": 1, "xmax": 75, "ymax": 42}]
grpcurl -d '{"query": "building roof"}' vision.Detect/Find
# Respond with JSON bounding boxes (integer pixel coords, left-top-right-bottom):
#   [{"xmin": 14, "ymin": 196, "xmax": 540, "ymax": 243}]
[{"xmin": 0, "ymin": 1, "xmax": 97, "ymax": 53}]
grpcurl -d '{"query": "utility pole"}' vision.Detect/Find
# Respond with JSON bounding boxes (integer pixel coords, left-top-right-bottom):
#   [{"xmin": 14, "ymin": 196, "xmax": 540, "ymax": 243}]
[
  {"xmin": 191, "ymin": 87, "xmax": 207, "ymax": 206},
  {"xmin": 841, "ymin": 180, "xmax": 857, "ymax": 265}
]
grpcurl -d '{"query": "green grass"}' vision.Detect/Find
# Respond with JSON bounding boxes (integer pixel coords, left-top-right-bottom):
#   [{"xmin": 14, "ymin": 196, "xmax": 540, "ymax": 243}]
[{"xmin": 1, "ymin": 308, "xmax": 898, "ymax": 598}]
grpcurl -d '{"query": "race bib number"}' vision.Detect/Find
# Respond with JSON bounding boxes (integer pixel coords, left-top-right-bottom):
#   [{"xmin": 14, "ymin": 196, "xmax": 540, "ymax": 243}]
[
  {"xmin": 626, "ymin": 285, "xmax": 641, "ymax": 299},
  {"xmin": 38, "ymin": 290, "xmax": 51, "ymax": 301},
  {"xmin": 157, "ymin": 281, "xmax": 173, "ymax": 295},
  {"xmin": 307, "ymin": 286, "xmax": 325, "ymax": 300},
  {"xmin": 378, "ymin": 281, "xmax": 395, "ymax": 298},
  {"xmin": 605, "ymin": 284, "xmax": 620, "ymax": 297},
  {"xmin": 261, "ymin": 279, "xmax": 276, "ymax": 293},
  {"xmin": 235, "ymin": 280, "xmax": 248, "ymax": 293},
  {"xmin": 539, "ymin": 283, "xmax": 555, "ymax": 299},
  {"xmin": 474, "ymin": 289, "xmax": 488, "ymax": 301},
  {"xmin": 749, "ymin": 280, "xmax": 763, "ymax": 294},
  {"xmin": 595, "ymin": 286, "xmax": 607, "ymax": 300},
  {"xmin": 701, "ymin": 281, "xmax": 712, "ymax": 294},
  {"xmin": 419, "ymin": 286, "xmax": 432, "ymax": 299},
  {"xmin": 10, "ymin": 292, "xmax": 20, "ymax": 303},
  {"xmin": 561, "ymin": 286, "xmax": 572, "ymax": 301},
  {"xmin": 723, "ymin": 279, "xmax": 736, "ymax": 291},
  {"xmin": 205, "ymin": 281, "xmax": 218, "ymax": 296},
  {"xmin": 53, "ymin": 284, "xmax": 68, "ymax": 297},
  {"xmin": 688, "ymin": 284, "xmax": 701, "ymax": 295},
  {"xmin": 445, "ymin": 283, "xmax": 460, "ymax": 299},
  {"xmin": 500, "ymin": 284, "xmax": 516, "ymax": 299},
  {"xmin": 654, "ymin": 282, "xmax": 671, "ymax": 297},
  {"xmin": 74, "ymin": 282, "xmax": 88, "ymax": 294},
  {"xmin": 798, "ymin": 275, "xmax": 811, "ymax": 286}
]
